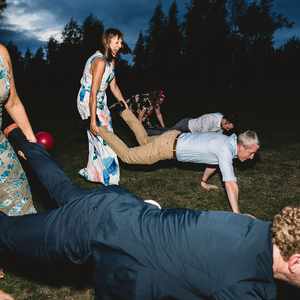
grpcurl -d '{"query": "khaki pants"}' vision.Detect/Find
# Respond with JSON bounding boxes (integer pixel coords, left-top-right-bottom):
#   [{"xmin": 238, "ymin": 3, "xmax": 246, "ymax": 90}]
[{"xmin": 97, "ymin": 109, "xmax": 181, "ymax": 165}]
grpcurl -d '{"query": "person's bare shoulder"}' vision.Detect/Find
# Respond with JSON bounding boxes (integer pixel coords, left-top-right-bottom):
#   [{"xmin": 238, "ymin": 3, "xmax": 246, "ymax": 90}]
[
  {"xmin": 0, "ymin": 44, "xmax": 8, "ymax": 55},
  {"xmin": 92, "ymin": 56, "xmax": 106, "ymax": 65},
  {"xmin": 0, "ymin": 44, "xmax": 10, "ymax": 63}
]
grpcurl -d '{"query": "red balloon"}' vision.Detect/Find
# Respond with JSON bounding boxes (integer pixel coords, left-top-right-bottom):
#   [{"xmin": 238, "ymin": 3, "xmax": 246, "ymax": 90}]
[{"xmin": 36, "ymin": 131, "xmax": 54, "ymax": 151}]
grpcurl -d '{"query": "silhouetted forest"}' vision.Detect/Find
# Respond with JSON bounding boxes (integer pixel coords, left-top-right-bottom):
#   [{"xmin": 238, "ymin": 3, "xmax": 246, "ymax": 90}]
[{"xmin": 1, "ymin": 0, "xmax": 300, "ymax": 124}]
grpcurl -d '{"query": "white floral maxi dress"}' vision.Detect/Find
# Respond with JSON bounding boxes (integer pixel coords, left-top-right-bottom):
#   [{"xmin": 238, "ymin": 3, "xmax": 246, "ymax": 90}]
[
  {"xmin": 0, "ymin": 54, "xmax": 36, "ymax": 215},
  {"xmin": 77, "ymin": 51, "xmax": 120, "ymax": 185}
]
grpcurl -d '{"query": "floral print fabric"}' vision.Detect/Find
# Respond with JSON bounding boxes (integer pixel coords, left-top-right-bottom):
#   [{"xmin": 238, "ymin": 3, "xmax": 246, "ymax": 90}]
[
  {"xmin": 0, "ymin": 54, "xmax": 36, "ymax": 215},
  {"xmin": 77, "ymin": 51, "xmax": 120, "ymax": 185},
  {"xmin": 126, "ymin": 90, "xmax": 165, "ymax": 128}
]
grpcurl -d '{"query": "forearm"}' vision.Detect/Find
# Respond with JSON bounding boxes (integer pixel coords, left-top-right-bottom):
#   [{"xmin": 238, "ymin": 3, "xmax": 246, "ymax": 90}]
[
  {"xmin": 156, "ymin": 110, "xmax": 165, "ymax": 128},
  {"xmin": 5, "ymin": 99, "xmax": 36, "ymax": 142},
  {"xmin": 200, "ymin": 167, "xmax": 219, "ymax": 191},
  {"xmin": 138, "ymin": 109, "xmax": 146, "ymax": 122},
  {"xmin": 224, "ymin": 181, "xmax": 240, "ymax": 213},
  {"xmin": 89, "ymin": 93, "xmax": 97, "ymax": 125},
  {"xmin": 201, "ymin": 167, "xmax": 217, "ymax": 182},
  {"xmin": 110, "ymin": 82, "xmax": 125, "ymax": 102}
]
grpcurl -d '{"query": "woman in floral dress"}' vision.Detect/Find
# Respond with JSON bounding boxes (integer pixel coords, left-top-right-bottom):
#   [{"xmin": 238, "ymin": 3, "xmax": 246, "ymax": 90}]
[
  {"xmin": 0, "ymin": 44, "xmax": 36, "ymax": 216},
  {"xmin": 77, "ymin": 28, "xmax": 128, "ymax": 185}
]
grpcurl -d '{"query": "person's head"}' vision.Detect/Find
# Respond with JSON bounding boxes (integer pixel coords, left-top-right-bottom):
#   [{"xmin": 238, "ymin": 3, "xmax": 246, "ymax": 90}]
[
  {"xmin": 236, "ymin": 130, "xmax": 260, "ymax": 161},
  {"xmin": 101, "ymin": 28, "xmax": 123, "ymax": 61},
  {"xmin": 272, "ymin": 206, "xmax": 300, "ymax": 287},
  {"xmin": 221, "ymin": 113, "xmax": 236, "ymax": 132},
  {"xmin": 149, "ymin": 90, "xmax": 166, "ymax": 106}
]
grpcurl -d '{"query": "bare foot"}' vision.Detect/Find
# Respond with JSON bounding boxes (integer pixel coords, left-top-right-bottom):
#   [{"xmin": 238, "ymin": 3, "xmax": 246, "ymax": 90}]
[{"xmin": 200, "ymin": 181, "xmax": 219, "ymax": 191}]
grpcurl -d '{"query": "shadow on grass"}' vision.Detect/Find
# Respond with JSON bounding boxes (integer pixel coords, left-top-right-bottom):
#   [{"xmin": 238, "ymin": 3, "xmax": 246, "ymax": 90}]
[{"xmin": 1, "ymin": 254, "xmax": 93, "ymax": 290}]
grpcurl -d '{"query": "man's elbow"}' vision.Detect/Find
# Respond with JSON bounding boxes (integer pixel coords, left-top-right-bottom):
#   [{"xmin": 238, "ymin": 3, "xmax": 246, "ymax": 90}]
[{"xmin": 224, "ymin": 180, "xmax": 238, "ymax": 189}]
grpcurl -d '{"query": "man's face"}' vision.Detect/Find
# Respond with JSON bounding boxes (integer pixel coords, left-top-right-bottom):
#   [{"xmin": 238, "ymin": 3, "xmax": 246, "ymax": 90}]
[
  {"xmin": 286, "ymin": 254, "xmax": 300, "ymax": 288},
  {"xmin": 221, "ymin": 118, "xmax": 234, "ymax": 132},
  {"xmin": 237, "ymin": 143, "xmax": 259, "ymax": 162}
]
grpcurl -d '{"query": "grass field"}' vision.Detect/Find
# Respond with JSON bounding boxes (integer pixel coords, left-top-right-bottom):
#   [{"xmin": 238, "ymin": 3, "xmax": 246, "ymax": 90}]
[{"xmin": 1, "ymin": 117, "xmax": 300, "ymax": 299}]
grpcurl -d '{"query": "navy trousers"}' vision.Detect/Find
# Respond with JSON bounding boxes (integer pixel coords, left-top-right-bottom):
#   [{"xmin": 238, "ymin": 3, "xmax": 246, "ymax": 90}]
[
  {"xmin": 0, "ymin": 129, "xmax": 88, "ymax": 259},
  {"xmin": 0, "ymin": 129, "xmax": 147, "ymax": 299}
]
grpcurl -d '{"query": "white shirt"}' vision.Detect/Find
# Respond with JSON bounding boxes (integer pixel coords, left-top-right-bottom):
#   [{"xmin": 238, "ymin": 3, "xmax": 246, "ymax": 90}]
[
  {"xmin": 176, "ymin": 132, "xmax": 237, "ymax": 182},
  {"xmin": 188, "ymin": 113, "xmax": 223, "ymax": 133}
]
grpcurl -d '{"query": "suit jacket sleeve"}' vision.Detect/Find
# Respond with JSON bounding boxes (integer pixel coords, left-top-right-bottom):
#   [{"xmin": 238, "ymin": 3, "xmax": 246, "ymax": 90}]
[{"xmin": 212, "ymin": 281, "xmax": 276, "ymax": 300}]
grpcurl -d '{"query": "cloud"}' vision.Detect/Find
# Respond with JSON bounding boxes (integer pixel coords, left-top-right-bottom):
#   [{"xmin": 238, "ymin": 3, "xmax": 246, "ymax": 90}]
[
  {"xmin": 272, "ymin": 0, "xmax": 300, "ymax": 47},
  {"xmin": 0, "ymin": 0, "xmax": 188, "ymax": 47},
  {"xmin": 0, "ymin": 28, "xmax": 46, "ymax": 52},
  {"xmin": 1, "ymin": 0, "xmax": 298, "ymax": 54},
  {"xmin": 1, "ymin": 0, "xmax": 62, "ymax": 42}
]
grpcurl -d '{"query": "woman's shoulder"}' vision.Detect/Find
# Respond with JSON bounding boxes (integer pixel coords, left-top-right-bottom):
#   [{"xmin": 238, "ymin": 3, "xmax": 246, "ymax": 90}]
[
  {"xmin": 0, "ymin": 44, "xmax": 9, "ymax": 59},
  {"xmin": 91, "ymin": 50, "xmax": 106, "ymax": 60},
  {"xmin": 89, "ymin": 51, "xmax": 107, "ymax": 65}
]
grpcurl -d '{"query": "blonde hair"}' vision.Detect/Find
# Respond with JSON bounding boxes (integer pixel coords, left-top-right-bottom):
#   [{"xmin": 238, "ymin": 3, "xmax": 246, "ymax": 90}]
[{"xmin": 272, "ymin": 206, "xmax": 300, "ymax": 260}]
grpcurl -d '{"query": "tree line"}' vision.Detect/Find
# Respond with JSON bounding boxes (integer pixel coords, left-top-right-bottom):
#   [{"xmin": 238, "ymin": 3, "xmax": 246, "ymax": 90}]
[{"xmin": 1, "ymin": 0, "xmax": 300, "ymax": 121}]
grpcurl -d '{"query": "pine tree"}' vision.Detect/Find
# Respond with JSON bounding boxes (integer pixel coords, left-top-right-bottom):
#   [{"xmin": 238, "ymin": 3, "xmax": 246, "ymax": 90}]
[
  {"xmin": 133, "ymin": 31, "xmax": 146, "ymax": 75},
  {"xmin": 23, "ymin": 48, "xmax": 33, "ymax": 70},
  {"xmin": 165, "ymin": 1, "xmax": 183, "ymax": 78},
  {"xmin": 184, "ymin": 0, "xmax": 229, "ymax": 83},
  {"xmin": 62, "ymin": 18, "xmax": 82, "ymax": 46},
  {"xmin": 81, "ymin": 14, "xmax": 104, "ymax": 59},
  {"xmin": 60, "ymin": 18, "xmax": 83, "ymax": 91},
  {"xmin": 30, "ymin": 47, "xmax": 46, "ymax": 87},
  {"xmin": 46, "ymin": 37, "xmax": 60, "ymax": 66},
  {"xmin": 234, "ymin": 0, "xmax": 293, "ymax": 81},
  {"xmin": 144, "ymin": 1, "xmax": 167, "ymax": 77},
  {"xmin": 0, "ymin": 0, "xmax": 6, "ymax": 18}
]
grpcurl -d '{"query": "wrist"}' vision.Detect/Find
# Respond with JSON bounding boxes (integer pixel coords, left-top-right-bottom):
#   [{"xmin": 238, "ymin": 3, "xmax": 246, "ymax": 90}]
[
  {"xmin": 201, "ymin": 179, "xmax": 207, "ymax": 183},
  {"xmin": 90, "ymin": 121, "xmax": 96, "ymax": 126}
]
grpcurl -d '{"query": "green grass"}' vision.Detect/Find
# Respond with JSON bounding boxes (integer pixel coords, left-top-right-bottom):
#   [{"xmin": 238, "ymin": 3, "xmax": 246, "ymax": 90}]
[{"xmin": 1, "ymin": 119, "xmax": 300, "ymax": 299}]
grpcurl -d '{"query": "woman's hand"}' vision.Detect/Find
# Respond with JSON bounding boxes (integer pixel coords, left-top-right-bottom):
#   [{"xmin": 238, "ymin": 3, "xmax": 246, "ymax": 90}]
[
  {"xmin": 27, "ymin": 136, "xmax": 37, "ymax": 143},
  {"xmin": 120, "ymin": 99, "xmax": 128, "ymax": 110},
  {"xmin": 90, "ymin": 121, "xmax": 99, "ymax": 136}
]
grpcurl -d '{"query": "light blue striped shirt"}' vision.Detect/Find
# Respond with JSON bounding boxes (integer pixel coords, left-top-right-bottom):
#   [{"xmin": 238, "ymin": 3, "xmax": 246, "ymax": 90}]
[{"xmin": 176, "ymin": 132, "xmax": 237, "ymax": 182}]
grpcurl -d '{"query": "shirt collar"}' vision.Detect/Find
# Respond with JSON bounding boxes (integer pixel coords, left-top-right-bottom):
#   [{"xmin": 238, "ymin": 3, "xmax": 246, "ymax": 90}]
[{"xmin": 229, "ymin": 134, "xmax": 238, "ymax": 158}]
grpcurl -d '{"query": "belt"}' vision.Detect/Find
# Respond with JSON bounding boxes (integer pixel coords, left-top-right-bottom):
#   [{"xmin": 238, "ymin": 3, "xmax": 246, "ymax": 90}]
[{"xmin": 172, "ymin": 134, "xmax": 181, "ymax": 159}]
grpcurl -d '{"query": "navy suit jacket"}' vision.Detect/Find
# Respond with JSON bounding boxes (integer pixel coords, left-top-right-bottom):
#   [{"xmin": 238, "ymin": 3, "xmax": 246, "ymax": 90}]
[
  {"xmin": 1, "ymin": 185, "xmax": 276, "ymax": 300},
  {"xmin": 41, "ymin": 186, "xmax": 276, "ymax": 300}
]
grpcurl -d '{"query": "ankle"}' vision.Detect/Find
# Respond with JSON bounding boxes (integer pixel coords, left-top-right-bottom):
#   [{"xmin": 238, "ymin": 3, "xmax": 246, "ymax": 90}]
[{"xmin": 3, "ymin": 123, "xmax": 18, "ymax": 138}]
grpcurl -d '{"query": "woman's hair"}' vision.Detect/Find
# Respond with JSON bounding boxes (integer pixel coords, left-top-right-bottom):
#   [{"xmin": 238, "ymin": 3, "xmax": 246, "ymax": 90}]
[
  {"xmin": 222, "ymin": 113, "xmax": 238, "ymax": 126},
  {"xmin": 100, "ymin": 28, "xmax": 123, "ymax": 61},
  {"xmin": 272, "ymin": 206, "xmax": 300, "ymax": 260},
  {"xmin": 148, "ymin": 90, "xmax": 166, "ymax": 106}
]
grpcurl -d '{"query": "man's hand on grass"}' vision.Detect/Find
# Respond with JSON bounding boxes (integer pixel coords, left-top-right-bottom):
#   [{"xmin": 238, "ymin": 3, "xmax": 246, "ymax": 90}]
[{"xmin": 200, "ymin": 181, "xmax": 219, "ymax": 191}]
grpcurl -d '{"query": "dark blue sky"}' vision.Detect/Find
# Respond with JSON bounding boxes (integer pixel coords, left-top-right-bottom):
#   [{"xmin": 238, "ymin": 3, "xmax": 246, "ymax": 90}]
[{"xmin": 0, "ymin": 0, "xmax": 299, "ymax": 54}]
